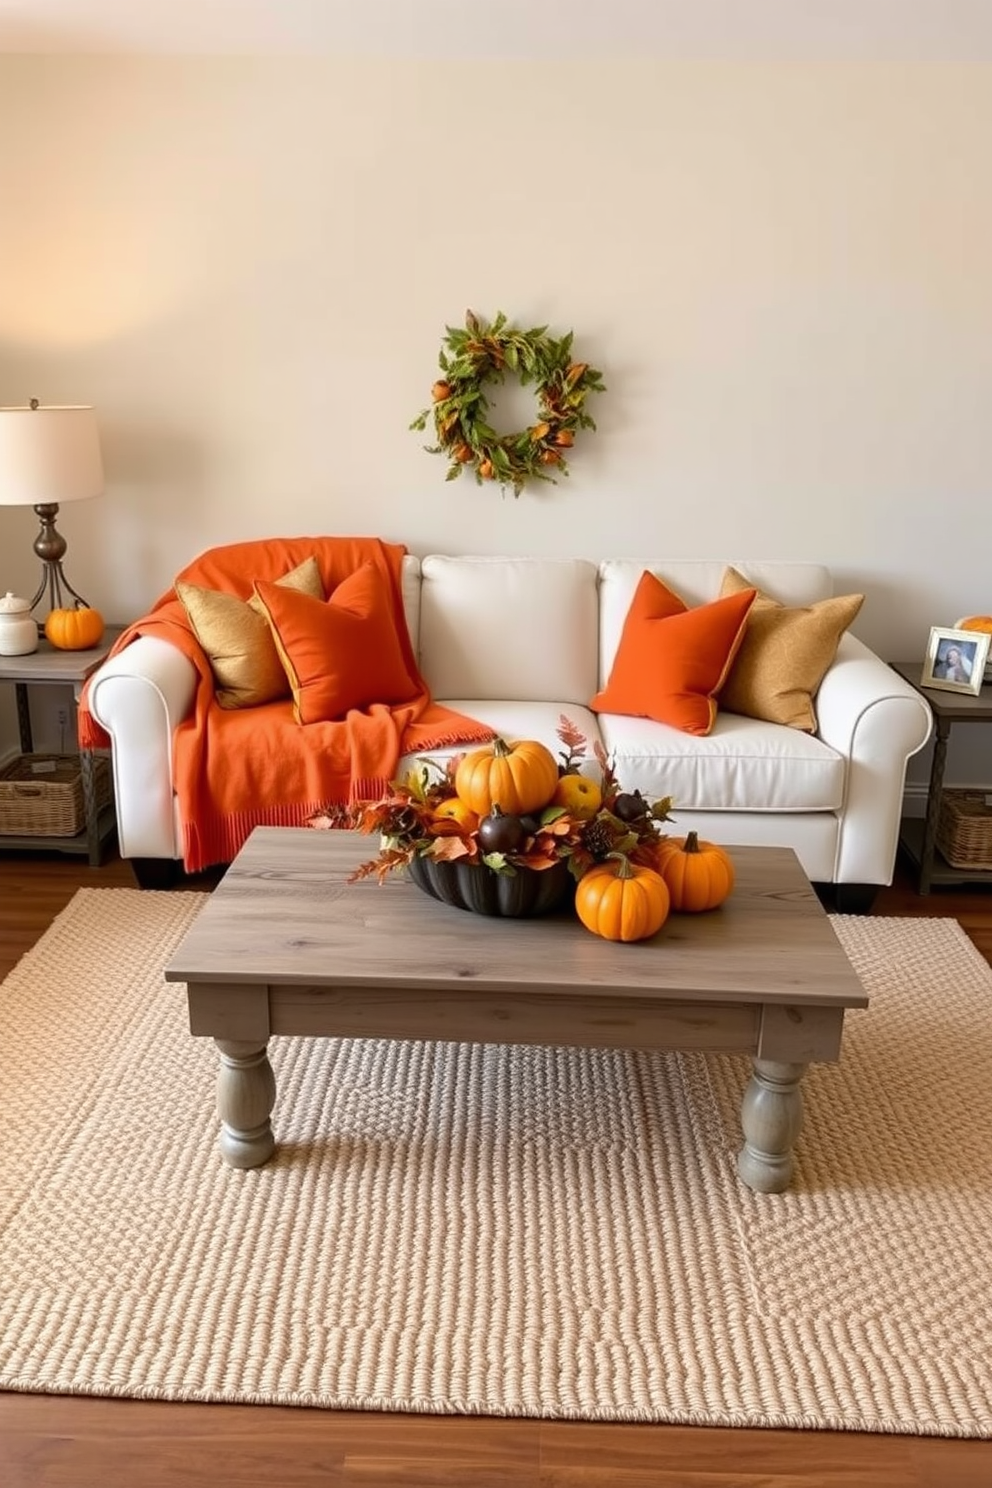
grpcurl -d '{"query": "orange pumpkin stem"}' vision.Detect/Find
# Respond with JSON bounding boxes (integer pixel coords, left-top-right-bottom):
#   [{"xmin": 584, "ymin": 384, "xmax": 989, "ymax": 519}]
[
  {"xmin": 605, "ymin": 851, "xmax": 635, "ymax": 879},
  {"xmin": 491, "ymin": 737, "xmax": 511, "ymax": 758},
  {"xmin": 683, "ymin": 831, "xmax": 700, "ymax": 853}
]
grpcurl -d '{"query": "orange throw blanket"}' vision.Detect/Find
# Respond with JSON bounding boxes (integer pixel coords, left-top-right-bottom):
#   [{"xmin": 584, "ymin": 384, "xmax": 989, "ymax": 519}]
[{"xmin": 78, "ymin": 536, "xmax": 495, "ymax": 872}]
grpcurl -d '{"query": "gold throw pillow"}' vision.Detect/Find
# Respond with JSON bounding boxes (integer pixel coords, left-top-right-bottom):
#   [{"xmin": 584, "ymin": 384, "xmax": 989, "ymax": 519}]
[
  {"xmin": 176, "ymin": 556, "xmax": 324, "ymax": 709},
  {"xmin": 718, "ymin": 566, "xmax": 864, "ymax": 731}
]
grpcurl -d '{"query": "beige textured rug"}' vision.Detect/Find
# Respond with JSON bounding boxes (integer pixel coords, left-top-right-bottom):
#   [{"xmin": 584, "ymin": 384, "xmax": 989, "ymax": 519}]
[{"xmin": 1, "ymin": 889, "xmax": 990, "ymax": 1435}]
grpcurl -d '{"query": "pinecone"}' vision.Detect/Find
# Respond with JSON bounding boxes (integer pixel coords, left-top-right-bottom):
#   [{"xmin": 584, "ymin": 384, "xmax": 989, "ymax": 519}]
[{"xmin": 581, "ymin": 816, "xmax": 617, "ymax": 860}]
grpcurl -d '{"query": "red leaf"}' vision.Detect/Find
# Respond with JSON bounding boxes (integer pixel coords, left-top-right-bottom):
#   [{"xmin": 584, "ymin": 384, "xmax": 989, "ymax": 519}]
[{"xmin": 556, "ymin": 713, "xmax": 587, "ymax": 750}]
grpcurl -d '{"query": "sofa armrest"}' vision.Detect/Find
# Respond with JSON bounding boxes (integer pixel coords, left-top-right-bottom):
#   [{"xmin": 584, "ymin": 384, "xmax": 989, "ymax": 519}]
[
  {"xmin": 815, "ymin": 635, "xmax": 933, "ymax": 886},
  {"xmin": 88, "ymin": 636, "xmax": 198, "ymax": 860}
]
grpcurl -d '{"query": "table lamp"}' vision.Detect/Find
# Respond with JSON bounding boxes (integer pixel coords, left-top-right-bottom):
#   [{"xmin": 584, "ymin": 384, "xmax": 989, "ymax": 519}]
[{"xmin": 0, "ymin": 398, "xmax": 104, "ymax": 616}]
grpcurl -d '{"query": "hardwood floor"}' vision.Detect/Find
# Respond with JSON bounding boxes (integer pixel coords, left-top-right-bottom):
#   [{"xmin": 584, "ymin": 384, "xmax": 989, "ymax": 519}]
[{"xmin": 1, "ymin": 846, "xmax": 990, "ymax": 1488}]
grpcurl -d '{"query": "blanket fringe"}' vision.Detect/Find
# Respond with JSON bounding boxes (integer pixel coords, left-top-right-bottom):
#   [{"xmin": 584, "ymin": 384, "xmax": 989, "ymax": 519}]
[
  {"xmin": 185, "ymin": 802, "xmax": 341, "ymax": 874},
  {"xmin": 180, "ymin": 739, "xmax": 496, "ymax": 871},
  {"xmin": 182, "ymin": 775, "xmax": 407, "ymax": 873},
  {"xmin": 412, "ymin": 727, "xmax": 494, "ymax": 751}
]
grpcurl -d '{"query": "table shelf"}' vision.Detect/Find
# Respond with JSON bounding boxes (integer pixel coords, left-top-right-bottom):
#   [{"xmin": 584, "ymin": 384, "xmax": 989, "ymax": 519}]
[
  {"xmin": 889, "ymin": 661, "xmax": 992, "ymax": 895},
  {"xmin": 0, "ymin": 801, "xmax": 117, "ymax": 856},
  {"xmin": 0, "ymin": 629, "xmax": 124, "ymax": 866},
  {"xmin": 897, "ymin": 815, "xmax": 992, "ymax": 889}
]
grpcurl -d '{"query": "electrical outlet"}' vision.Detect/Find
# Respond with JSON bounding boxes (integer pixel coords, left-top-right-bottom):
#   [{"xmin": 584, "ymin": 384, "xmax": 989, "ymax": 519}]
[{"xmin": 57, "ymin": 708, "xmax": 69, "ymax": 729}]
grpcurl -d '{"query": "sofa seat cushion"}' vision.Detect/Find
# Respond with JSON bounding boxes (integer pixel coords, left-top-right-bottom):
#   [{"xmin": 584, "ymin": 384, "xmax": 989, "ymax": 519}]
[
  {"xmin": 398, "ymin": 701, "xmax": 605, "ymax": 784},
  {"xmin": 596, "ymin": 711, "xmax": 845, "ymax": 812}
]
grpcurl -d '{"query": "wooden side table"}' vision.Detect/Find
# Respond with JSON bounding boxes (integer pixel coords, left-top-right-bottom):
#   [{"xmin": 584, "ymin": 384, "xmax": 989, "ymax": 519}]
[
  {"xmin": 0, "ymin": 627, "xmax": 124, "ymax": 865},
  {"xmin": 889, "ymin": 660, "xmax": 992, "ymax": 894}
]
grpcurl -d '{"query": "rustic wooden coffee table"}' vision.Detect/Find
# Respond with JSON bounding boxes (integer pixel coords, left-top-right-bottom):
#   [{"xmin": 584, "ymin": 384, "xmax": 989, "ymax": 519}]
[{"xmin": 164, "ymin": 827, "xmax": 868, "ymax": 1193}]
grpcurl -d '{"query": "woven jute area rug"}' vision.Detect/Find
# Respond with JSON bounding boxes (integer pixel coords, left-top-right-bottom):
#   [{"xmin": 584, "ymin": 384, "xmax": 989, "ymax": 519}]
[{"xmin": 1, "ymin": 889, "xmax": 990, "ymax": 1435}]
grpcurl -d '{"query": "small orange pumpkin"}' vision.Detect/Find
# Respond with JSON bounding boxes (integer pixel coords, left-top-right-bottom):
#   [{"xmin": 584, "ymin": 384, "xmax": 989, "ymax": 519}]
[
  {"xmin": 574, "ymin": 856, "xmax": 670, "ymax": 942},
  {"xmin": 431, "ymin": 797, "xmax": 479, "ymax": 833},
  {"xmin": 44, "ymin": 605, "xmax": 105, "ymax": 651},
  {"xmin": 956, "ymin": 615, "xmax": 992, "ymax": 636},
  {"xmin": 455, "ymin": 736, "xmax": 559, "ymax": 818},
  {"xmin": 655, "ymin": 831, "xmax": 734, "ymax": 912}
]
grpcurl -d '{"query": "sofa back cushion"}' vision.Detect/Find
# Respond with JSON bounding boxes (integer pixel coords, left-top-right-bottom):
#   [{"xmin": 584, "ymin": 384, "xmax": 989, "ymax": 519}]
[
  {"xmin": 597, "ymin": 561, "xmax": 834, "ymax": 690},
  {"xmin": 418, "ymin": 555, "xmax": 599, "ymax": 702},
  {"xmin": 400, "ymin": 554, "xmax": 422, "ymax": 650}
]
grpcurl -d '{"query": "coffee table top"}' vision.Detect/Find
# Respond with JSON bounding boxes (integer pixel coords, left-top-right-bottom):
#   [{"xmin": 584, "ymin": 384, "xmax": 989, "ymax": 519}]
[{"xmin": 165, "ymin": 828, "xmax": 867, "ymax": 1010}]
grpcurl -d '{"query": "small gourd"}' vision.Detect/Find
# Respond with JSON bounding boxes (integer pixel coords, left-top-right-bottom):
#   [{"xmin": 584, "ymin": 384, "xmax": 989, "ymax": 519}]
[
  {"xmin": 574, "ymin": 855, "xmax": 670, "ymax": 942},
  {"xmin": 455, "ymin": 736, "xmax": 559, "ymax": 818},
  {"xmin": 477, "ymin": 805, "xmax": 526, "ymax": 855},
  {"xmin": 655, "ymin": 831, "xmax": 734, "ymax": 912},
  {"xmin": 44, "ymin": 605, "xmax": 105, "ymax": 651}
]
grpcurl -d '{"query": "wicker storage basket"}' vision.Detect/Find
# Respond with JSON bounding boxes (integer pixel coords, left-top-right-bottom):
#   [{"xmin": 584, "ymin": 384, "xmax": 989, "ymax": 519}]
[
  {"xmin": 936, "ymin": 789, "xmax": 992, "ymax": 871},
  {"xmin": 0, "ymin": 753, "xmax": 112, "ymax": 837}
]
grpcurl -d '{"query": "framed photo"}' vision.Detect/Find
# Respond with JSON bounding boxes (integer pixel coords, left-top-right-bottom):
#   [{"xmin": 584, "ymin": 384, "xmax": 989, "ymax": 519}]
[{"xmin": 921, "ymin": 626, "xmax": 990, "ymax": 696}]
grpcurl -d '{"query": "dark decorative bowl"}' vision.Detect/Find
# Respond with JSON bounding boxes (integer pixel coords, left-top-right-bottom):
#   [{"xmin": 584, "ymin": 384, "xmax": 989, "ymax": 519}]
[{"xmin": 407, "ymin": 854, "xmax": 574, "ymax": 918}]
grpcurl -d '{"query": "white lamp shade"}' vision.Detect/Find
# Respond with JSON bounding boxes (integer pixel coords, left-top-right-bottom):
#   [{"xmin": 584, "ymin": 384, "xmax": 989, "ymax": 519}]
[{"xmin": 0, "ymin": 404, "xmax": 104, "ymax": 507}]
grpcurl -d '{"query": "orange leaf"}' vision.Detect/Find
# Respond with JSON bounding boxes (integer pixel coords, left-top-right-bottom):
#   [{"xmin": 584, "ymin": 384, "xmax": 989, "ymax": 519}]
[
  {"xmin": 516, "ymin": 848, "xmax": 561, "ymax": 871},
  {"xmin": 348, "ymin": 846, "xmax": 412, "ymax": 883},
  {"xmin": 430, "ymin": 836, "xmax": 476, "ymax": 862},
  {"xmin": 538, "ymin": 817, "xmax": 574, "ymax": 839}
]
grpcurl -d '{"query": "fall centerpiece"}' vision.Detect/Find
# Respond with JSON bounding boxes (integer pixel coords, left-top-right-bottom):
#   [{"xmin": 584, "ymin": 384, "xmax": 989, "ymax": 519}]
[{"xmin": 312, "ymin": 718, "xmax": 697, "ymax": 937}]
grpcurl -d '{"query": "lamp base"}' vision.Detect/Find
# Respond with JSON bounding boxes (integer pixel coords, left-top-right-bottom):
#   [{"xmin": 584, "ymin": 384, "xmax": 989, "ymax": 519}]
[{"xmin": 28, "ymin": 503, "xmax": 90, "ymax": 617}]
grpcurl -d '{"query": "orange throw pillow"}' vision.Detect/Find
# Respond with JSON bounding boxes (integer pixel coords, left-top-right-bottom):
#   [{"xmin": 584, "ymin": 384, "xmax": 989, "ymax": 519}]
[
  {"xmin": 254, "ymin": 563, "xmax": 420, "ymax": 725},
  {"xmin": 590, "ymin": 570, "xmax": 756, "ymax": 736}
]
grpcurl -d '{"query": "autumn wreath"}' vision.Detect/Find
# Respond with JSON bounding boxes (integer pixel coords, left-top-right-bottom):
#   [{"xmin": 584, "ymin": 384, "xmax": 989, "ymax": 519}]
[{"xmin": 410, "ymin": 310, "xmax": 605, "ymax": 497}]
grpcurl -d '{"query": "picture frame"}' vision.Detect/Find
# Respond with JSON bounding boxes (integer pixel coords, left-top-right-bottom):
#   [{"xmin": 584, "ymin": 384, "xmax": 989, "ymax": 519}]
[{"xmin": 921, "ymin": 626, "xmax": 990, "ymax": 696}]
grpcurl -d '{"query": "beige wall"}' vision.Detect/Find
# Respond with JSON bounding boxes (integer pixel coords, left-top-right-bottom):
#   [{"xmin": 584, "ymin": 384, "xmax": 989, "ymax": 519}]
[{"xmin": 1, "ymin": 56, "xmax": 990, "ymax": 777}]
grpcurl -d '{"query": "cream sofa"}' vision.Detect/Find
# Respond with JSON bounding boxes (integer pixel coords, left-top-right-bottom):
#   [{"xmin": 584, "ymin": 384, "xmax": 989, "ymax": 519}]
[{"xmin": 87, "ymin": 554, "xmax": 932, "ymax": 911}]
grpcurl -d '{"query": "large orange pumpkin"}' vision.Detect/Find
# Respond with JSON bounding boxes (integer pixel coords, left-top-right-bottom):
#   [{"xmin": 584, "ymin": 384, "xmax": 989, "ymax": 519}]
[
  {"xmin": 455, "ymin": 736, "xmax": 559, "ymax": 818},
  {"xmin": 654, "ymin": 831, "xmax": 735, "ymax": 912},
  {"xmin": 44, "ymin": 606, "xmax": 105, "ymax": 651},
  {"xmin": 956, "ymin": 615, "xmax": 992, "ymax": 636},
  {"xmin": 574, "ymin": 857, "xmax": 670, "ymax": 942}
]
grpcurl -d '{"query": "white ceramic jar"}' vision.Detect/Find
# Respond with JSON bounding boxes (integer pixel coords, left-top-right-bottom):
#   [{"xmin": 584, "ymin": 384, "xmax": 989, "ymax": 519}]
[{"xmin": 0, "ymin": 592, "xmax": 39, "ymax": 656}]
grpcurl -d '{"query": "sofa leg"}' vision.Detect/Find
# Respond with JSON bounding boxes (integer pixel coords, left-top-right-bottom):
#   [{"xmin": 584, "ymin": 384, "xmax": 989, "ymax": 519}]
[
  {"xmin": 130, "ymin": 857, "xmax": 182, "ymax": 891},
  {"xmin": 832, "ymin": 883, "xmax": 879, "ymax": 916}
]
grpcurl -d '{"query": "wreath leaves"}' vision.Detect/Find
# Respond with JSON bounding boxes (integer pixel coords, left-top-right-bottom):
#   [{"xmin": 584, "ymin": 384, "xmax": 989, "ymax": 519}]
[{"xmin": 411, "ymin": 309, "xmax": 605, "ymax": 497}]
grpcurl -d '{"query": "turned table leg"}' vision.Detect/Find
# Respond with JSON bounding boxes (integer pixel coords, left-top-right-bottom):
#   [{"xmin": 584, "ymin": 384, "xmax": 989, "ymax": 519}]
[
  {"xmin": 737, "ymin": 1058, "xmax": 806, "ymax": 1193},
  {"xmin": 214, "ymin": 1038, "xmax": 276, "ymax": 1169}
]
